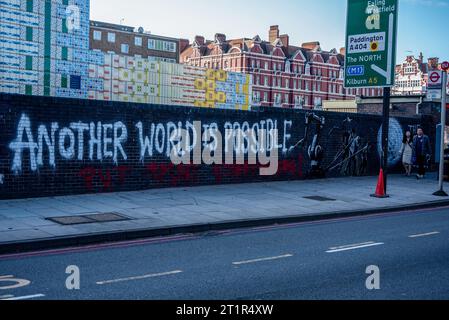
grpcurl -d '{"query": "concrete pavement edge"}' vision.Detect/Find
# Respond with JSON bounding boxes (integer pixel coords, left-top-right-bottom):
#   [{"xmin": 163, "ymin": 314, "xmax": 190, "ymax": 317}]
[{"xmin": 1, "ymin": 199, "xmax": 449, "ymax": 255}]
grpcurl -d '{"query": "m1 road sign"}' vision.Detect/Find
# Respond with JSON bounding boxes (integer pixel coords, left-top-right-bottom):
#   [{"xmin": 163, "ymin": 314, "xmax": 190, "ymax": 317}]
[
  {"xmin": 345, "ymin": 0, "xmax": 399, "ymax": 88},
  {"xmin": 428, "ymin": 70, "xmax": 443, "ymax": 90}
]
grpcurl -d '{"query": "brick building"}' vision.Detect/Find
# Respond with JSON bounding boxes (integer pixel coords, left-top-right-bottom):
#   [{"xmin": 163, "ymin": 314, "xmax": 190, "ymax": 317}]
[
  {"xmin": 90, "ymin": 20, "xmax": 182, "ymax": 63},
  {"xmin": 356, "ymin": 94, "xmax": 449, "ymax": 129},
  {"xmin": 180, "ymin": 26, "xmax": 383, "ymax": 109},
  {"xmin": 393, "ymin": 54, "xmax": 449, "ymax": 96}
]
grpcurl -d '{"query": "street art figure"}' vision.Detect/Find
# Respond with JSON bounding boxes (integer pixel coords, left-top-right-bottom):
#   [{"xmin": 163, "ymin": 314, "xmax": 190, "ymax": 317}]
[
  {"xmin": 293, "ymin": 112, "xmax": 326, "ymax": 178},
  {"xmin": 326, "ymin": 117, "xmax": 370, "ymax": 177}
]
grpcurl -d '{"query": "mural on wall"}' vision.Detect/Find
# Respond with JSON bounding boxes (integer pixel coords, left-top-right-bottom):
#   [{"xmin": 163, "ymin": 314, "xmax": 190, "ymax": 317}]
[
  {"xmin": 0, "ymin": 94, "xmax": 429, "ymax": 199},
  {"xmin": 292, "ymin": 113, "xmax": 326, "ymax": 178},
  {"xmin": 7, "ymin": 114, "xmax": 292, "ymax": 174},
  {"xmin": 326, "ymin": 117, "xmax": 371, "ymax": 177},
  {"xmin": 377, "ymin": 118, "xmax": 405, "ymax": 168},
  {"xmin": 291, "ymin": 114, "xmax": 373, "ymax": 178}
]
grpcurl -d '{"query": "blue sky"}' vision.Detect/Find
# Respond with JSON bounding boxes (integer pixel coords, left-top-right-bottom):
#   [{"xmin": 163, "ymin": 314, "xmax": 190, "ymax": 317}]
[{"xmin": 90, "ymin": 0, "xmax": 449, "ymax": 63}]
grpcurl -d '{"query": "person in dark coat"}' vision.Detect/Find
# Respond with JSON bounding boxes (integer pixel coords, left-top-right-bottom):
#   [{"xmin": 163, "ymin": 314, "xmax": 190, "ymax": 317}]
[{"xmin": 413, "ymin": 128, "xmax": 432, "ymax": 179}]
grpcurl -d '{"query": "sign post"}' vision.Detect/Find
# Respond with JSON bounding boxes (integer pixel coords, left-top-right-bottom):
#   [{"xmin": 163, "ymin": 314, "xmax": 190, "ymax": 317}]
[
  {"xmin": 345, "ymin": 0, "xmax": 398, "ymax": 197},
  {"xmin": 434, "ymin": 62, "xmax": 449, "ymax": 197}
]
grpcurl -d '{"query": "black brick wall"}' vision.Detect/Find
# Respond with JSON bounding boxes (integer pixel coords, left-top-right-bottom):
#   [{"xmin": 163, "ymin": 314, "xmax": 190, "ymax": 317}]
[{"xmin": 0, "ymin": 93, "xmax": 432, "ymax": 199}]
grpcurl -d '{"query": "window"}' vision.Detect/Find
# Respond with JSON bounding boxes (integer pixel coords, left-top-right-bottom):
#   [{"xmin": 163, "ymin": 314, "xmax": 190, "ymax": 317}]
[
  {"xmin": 70, "ymin": 75, "xmax": 81, "ymax": 90},
  {"xmin": 26, "ymin": 27, "xmax": 33, "ymax": 41},
  {"xmin": 163, "ymin": 41, "xmax": 176, "ymax": 52},
  {"xmin": 265, "ymin": 62, "xmax": 268, "ymax": 70},
  {"xmin": 61, "ymin": 75, "xmax": 68, "ymax": 88},
  {"xmin": 147, "ymin": 39, "xmax": 176, "ymax": 52},
  {"xmin": 135, "ymin": 37, "xmax": 142, "ymax": 46},
  {"xmin": 121, "ymin": 44, "xmax": 129, "ymax": 54},
  {"xmin": 264, "ymin": 92, "xmax": 268, "ymax": 102},
  {"xmin": 107, "ymin": 32, "xmax": 115, "ymax": 43},
  {"xmin": 274, "ymin": 93, "xmax": 281, "ymax": 106},
  {"xmin": 167, "ymin": 41, "xmax": 176, "ymax": 52},
  {"xmin": 253, "ymin": 91, "xmax": 261, "ymax": 103},
  {"xmin": 26, "ymin": 0, "xmax": 33, "ymax": 12},
  {"xmin": 264, "ymin": 76, "xmax": 269, "ymax": 86},
  {"xmin": 93, "ymin": 30, "xmax": 102, "ymax": 41},
  {"xmin": 61, "ymin": 47, "xmax": 68, "ymax": 61},
  {"xmin": 25, "ymin": 56, "xmax": 33, "ymax": 70}
]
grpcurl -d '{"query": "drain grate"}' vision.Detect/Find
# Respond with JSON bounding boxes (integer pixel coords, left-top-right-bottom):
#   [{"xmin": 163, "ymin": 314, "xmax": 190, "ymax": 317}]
[
  {"xmin": 303, "ymin": 196, "xmax": 336, "ymax": 202},
  {"xmin": 47, "ymin": 213, "xmax": 130, "ymax": 226}
]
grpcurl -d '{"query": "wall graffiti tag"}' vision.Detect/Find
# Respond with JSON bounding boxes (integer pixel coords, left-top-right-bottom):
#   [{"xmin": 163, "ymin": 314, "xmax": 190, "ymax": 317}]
[{"xmin": 0, "ymin": 94, "xmax": 429, "ymax": 199}]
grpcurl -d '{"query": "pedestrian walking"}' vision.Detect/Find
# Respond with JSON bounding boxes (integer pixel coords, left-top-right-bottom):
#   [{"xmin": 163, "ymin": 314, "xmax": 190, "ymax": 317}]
[
  {"xmin": 399, "ymin": 130, "xmax": 414, "ymax": 176},
  {"xmin": 413, "ymin": 128, "xmax": 432, "ymax": 180}
]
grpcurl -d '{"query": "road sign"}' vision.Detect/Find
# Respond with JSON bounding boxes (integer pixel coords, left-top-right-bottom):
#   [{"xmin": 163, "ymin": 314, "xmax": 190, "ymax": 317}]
[
  {"xmin": 428, "ymin": 70, "xmax": 443, "ymax": 89},
  {"xmin": 442, "ymin": 61, "xmax": 449, "ymax": 71},
  {"xmin": 427, "ymin": 89, "xmax": 442, "ymax": 100},
  {"xmin": 345, "ymin": 0, "xmax": 399, "ymax": 88}
]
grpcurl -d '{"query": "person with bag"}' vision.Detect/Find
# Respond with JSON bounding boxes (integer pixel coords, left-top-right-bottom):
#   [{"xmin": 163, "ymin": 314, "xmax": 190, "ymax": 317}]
[
  {"xmin": 413, "ymin": 127, "xmax": 432, "ymax": 180},
  {"xmin": 399, "ymin": 130, "xmax": 414, "ymax": 176}
]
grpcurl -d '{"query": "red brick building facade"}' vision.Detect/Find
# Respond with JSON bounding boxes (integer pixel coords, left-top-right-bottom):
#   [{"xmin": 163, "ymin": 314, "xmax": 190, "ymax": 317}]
[{"xmin": 180, "ymin": 26, "xmax": 382, "ymax": 109}]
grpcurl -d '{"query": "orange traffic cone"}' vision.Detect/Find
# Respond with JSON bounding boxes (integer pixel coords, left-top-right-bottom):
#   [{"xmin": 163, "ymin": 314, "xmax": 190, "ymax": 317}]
[{"xmin": 371, "ymin": 169, "xmax": 389, "ymax": 198}]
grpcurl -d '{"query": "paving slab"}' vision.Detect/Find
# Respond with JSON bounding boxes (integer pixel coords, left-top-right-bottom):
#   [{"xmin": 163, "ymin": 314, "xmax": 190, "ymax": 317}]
[{"xmin": 1, "ymin": 174, "xmax": 449, "ymax": 253}]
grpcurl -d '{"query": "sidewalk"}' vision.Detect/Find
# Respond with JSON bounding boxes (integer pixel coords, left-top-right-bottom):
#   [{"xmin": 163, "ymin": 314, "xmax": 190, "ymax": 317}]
[{"xmin": 1, "ymin": 174, "xmax": 449, "ymax": 254}]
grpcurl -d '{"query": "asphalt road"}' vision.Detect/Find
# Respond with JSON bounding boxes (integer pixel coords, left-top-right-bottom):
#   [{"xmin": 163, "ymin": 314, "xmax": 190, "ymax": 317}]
[{"xmin": 1, "ymin": 206, "xmax": 449, "ymax": 300}]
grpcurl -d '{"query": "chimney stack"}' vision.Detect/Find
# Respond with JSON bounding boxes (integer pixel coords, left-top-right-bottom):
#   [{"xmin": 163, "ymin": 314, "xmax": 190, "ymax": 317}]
[
  {"xmin": 302, "ymin": 41, "xmax": 320, "ymax": 50},
  {"xmin": 214, "ymin": 33, "xmax": 226, "ymax": 44},
  {"xmin": 194, "ymin": 35, "xmax": 205, "ymax": 46},
  {"xmin": 280, "ymin": 34, "xmax": 289, "ymax": 48},
  {"xmin": 269, "ymin": 25, "xmax": 280, "ymax": 43},
  {"xmin": 428, "ymin": 57, "xmax": 439, "ymax": 70},
  {"xmin": 340, "ymin": 47, "xmax": 346, "ymax": 56}
]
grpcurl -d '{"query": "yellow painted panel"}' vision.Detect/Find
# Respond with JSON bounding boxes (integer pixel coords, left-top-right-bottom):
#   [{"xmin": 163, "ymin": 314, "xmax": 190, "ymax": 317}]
[
  {"xmin": 194, "ymin": 78, "xmax": 206, "ymax": 90},
  {"xmin": 216, "ymin": 70, "xmax": 227, "ymax": 81},
  {"xmin": 206, "ymin": 91, "xmax": 216, "ymax": 101},
  {"xmin": 206, "ymin": 69, "xmax": 216, "ymax": 80},
  {"xmin": 206, "ymin": 80, "xmax": 216, "ymax": 92},
  {"xmin": 216, "ymin": 91, "xmax": 226, "ymax": 103}
]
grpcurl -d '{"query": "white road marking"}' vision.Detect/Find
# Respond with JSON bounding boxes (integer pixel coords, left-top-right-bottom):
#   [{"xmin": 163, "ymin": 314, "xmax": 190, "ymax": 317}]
[
  {"xmin": 326, "ymin": 242, "xmax": 384, "ymax": 253},
  {"xmin": 96, "ymin": 270, "xmax": 183, "ymax": 285},
  {"xmin": 1, "ymin": 294, "xmax": 45, "ymax": 301},
  {"xmin": 0, "ymin": 275, "xmax": 31, "ymax": 290},
  {"xmin": 409, "ymin": 231, "xmax": 440, "ymax": 238},
  {"xmin": 233, "ymin": 254, "xmax": 294, "ymax": 265}
]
